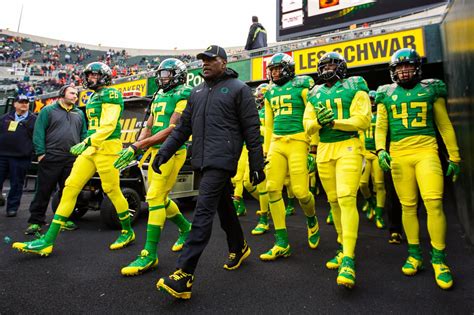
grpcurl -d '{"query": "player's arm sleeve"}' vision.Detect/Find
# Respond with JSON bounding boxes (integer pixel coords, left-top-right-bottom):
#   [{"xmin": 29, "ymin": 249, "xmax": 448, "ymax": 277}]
[
  {"xmin": 303, "ymin": 100, "xmax": 321, "ymax": 136},
  {"xmin": 359, "ymin": 130, "xmax": 366, "ymax": 151},
  {"xmin": 174, "ymin": 99, "xmax": 187, "ymax": 114},
  {"xmin": 375, "ymin": 104, "xmax": 388, "ymax": 152},
  {"xmin": 89, "ymin": 103, "xmax": 121, "ymax": 147},
  {"xmin": 263, "ymin": 98, "xmax": 273, "ymax": 155},
  {"xmin": 433, "ymin": 97, "xmax": 461, "ymax": 162},
  {"xmin": 32, "ymin": 108, "xmax": 49, "ymax": 155},
  {"xmin": 333, "ymin": 90, "xmax": 371, "ymax": 132}
]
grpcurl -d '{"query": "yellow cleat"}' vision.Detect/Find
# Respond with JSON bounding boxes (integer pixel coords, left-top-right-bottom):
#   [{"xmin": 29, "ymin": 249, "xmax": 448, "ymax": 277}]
[
  {"xmin": 431, "ymin": 248, "xmax": 453, "ymax": 290},
  {"xmin": 337, "ymin": 256, "xmax": 356, "ymax": 289},
  {"xmin": 12, "ymin": 237, "xmax": 53, "ymax": 257},
  {"xmin": 259, "ymin": 244, "xmax": 291, "ymax": 261},
  {"xmin": 402, "ymin": 256, "xmax": 424, "ymax": 276},
  {"xmin": 307, "ymin": 222, "xmax": 320, "ymax": 249},
  {"xmin": 121, "ymin": 250, "xmax": 159, "ymax": 276},
  {"xmin": 110, "ymin": 230, "xmax": 135, "ymax": 250},
  {"xmin": 326, "ymin": 249, "xmax": 344, "ymax": 270}
]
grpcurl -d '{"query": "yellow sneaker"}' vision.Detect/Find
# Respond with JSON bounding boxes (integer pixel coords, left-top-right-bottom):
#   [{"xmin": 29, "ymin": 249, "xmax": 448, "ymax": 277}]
[{"xmin": 259, "ymin": 244, "xmax": 291, "ymax": 261}]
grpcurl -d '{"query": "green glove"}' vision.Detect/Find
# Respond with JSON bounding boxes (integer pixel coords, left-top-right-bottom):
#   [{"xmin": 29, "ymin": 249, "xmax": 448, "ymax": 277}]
[
  {"xmin": 307, "ymin": 154, "xmax": 316, "ymax": 173},
  {"xmin": 378, "ymin": 150, "xmax": 392, "ymax": 171},
  {"xmin": 70, "ymin": 138, "xmax": 91, "ymax": 156},
  {"xmin": 446, "ymin": 160, "xmax": 460, "ymax": 182},
  {"xmin": 114, "ymin": 145, "xmax": 138, "ymax": 170},
  {"xmin": 317, "ymin": 107, "xmax": 334, "ymax": 126}
]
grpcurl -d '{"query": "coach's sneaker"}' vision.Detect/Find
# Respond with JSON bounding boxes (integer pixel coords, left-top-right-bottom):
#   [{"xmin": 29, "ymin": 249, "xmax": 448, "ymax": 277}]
[
  {"xmin": 24, "ymin": 224, "xmax": 42, "ymax": 235},
  {"xmin": 224, "ymin": 241, "xmax": 251, "ymax": 270},
  {"xmin": 157, "ymin": 269, "xmax": 194, "ymax": 299},
  {"xmin": 326, "ymin": 209, "xmax": 334, "ymax": 225},
  {"xmin": 307, "ymin": 216, "xmax": 320, "ymax": 249},
  {"xmin": 110, "ymin": 229, "xmax": 135, "ymax": 250},
  {"xmin": 285, "ymin": 198, "xmax": 295, "ymax": 216},
  {"xmin": 12, "ymin": 235, "xmax": 53, "ymax": 257},
  {"xmin": 251, "ymin": 212, "xmax": 269, "ymax": 235},
  {"xmin": 326, "ymin": 247, "xmax": 344, "ymax": 270},
  {"xmin": 389, "ymin": 232, "xmax": 403, "ymax": 244},
  {"xmin": 121, "ymin": 249, "xmax": 159, "ymax": 276},
  {"xmin": 260, "ymin": 231, "xmax": 291, "ymax": 261},
  {"xmin": 172, "ymin": 229, "xmax": 190, "ymax": 252},
  {"xmin": 402, "ymin": 244, "xmax": 424, "ymax": 276},
  {"xmin": 431, "ymin": 248, "xmax": 453, "ymax": 290},
  {"xmin": 337, "ymin": 256, "xmax": 356, "ymax": 289}
]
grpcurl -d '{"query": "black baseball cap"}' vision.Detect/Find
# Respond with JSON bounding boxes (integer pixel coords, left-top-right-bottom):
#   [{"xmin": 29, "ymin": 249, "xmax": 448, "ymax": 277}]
[
  {"xmin": 15, "ymin": 95, "xmax": 29, "ymax": 102},
  {"xmin": 197, "ymin": 45, "xmax": 227, "ymax": 61}
]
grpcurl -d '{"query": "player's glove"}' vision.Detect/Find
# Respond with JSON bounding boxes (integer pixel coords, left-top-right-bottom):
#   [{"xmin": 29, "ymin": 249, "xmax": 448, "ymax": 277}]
[
  {"xmin": 445, "ymin": 160, "xmax": 460, "ymax": 182},
  {"xmin": 250, "ymin": 169, "xmax": 266, "ymax": 186},
  {"xmin": 377, "ymin": 149, "xmax": 392, "ymax": 171},
  {"xmin": 307, "ymin": 154, "xmax": 316, "ymax": 173},
  {"xmin": 114, "ymin": 145, "xmax": 138, "ymax": 170},
  {"xmin": 152, "ymin": 154, "xmax": 166, "ymax": 174},
  {"xmin": 70, "ymin": 138, "xmax": 91, "ymax": 156},
  {"xmin": 317, "ymin": 107, "xmax": 335, "ymax": 126}
]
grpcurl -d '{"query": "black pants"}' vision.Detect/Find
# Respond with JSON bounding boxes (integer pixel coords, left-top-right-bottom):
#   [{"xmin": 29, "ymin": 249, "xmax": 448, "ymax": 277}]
[
  {"xmin": 0, "ymin": 156, "xmax": 31, "ymax": 214},
  {"xmin": 178, "ymin": 168, "xmax": 245, "ymax": 274},
  {"xmin": 27, "ymin": 155, "xmax": 75, "ymax": 225},
  {"xmin": 384, "ymin": 170, "xmax": 403, "ymax": 234}
]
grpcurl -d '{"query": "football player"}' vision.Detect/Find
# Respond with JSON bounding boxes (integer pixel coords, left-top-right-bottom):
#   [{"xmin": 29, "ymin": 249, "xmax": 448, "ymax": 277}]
[
  {"xmin": 304, "ymin": 52, "xmax": 371, "ymax": 289},
  {"xmin": 375, "ymin": 48, "xmax": 461, "ymax": 290},
  {"xmin": 359, "ymin": 90, "xmax": 386, "ymax": 228},
  {"xmin": 260, "ymin": 53, "xmax": 320, "ymax": 261},
  {"xmin": 113, "ymin": 58, "xmax": 192, "ymax": 276},
  {"xmin": 13, "ymin": 62, "xmax": 134, "ymax": 256}
]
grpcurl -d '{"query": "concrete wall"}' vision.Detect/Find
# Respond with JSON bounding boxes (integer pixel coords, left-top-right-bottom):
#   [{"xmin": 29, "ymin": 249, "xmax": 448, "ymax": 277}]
[{"xmin": 441, "ymin": 0, "xmax": 474, "ymax": 244}]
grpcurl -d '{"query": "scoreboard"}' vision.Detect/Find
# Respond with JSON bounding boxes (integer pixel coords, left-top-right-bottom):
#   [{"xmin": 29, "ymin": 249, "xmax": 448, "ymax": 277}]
[{"xmin": 277, "ymin": 0, "xmax": 448, "ymax": 41}]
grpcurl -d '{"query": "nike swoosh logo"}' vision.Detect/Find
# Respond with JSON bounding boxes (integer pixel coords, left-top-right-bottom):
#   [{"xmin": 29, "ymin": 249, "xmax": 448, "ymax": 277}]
[
  {"xmin": 186, "ymin": 279, "xmax": 193, "ymax": 288},
  {"xmin": 196, "ymin": 89, "xmax": 202, "ymax": 93},
  {"xmin": 418, "ymin": 93, "xmax": 426, "ymax": 96},
  {"xmin": 336, "ymin": 89, "xmax": 344, "ymax": 93},
  {"xmin": 27, "ymin": 243, "xmax": 45, "ymax": 249}
]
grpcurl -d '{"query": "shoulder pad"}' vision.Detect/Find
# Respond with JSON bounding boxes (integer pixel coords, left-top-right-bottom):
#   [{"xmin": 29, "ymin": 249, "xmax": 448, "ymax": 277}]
[
  {"xmin": 292, "ymin": 75, "xmax": 315, "ymax": 89},
  {"xmin": 420, "ymin": 79, "xmax": 447, "ymax": 98},
  {"xmin": 177, "ymin": 85, "xmax": 193, "ymax": 99},
  {"xmin": 375, "ymin": 83, "xmax": 398, "ymax": 103},
  {"xmin": 342, "ymin": 76, "xmax": 369, "ymax": 92}
]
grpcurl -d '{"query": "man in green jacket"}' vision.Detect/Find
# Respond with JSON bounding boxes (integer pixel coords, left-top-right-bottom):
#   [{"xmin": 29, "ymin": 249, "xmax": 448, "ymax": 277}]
[{"xmin": 24, "ymin": 85, "xmax": 87, "ymax": 235}]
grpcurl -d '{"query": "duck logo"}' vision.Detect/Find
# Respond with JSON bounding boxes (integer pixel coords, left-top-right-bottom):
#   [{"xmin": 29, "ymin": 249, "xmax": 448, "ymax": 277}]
[
  {"xmin": 81, "ymin": 91, "xmax": 94, "ymax": 106},
  {"xmin": 220, "ymin": 87, "xmax": 229, "ymax": 94}
]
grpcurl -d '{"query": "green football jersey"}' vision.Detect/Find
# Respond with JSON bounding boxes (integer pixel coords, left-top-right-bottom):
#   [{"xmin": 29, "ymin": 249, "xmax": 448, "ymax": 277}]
[
  {"xmin": 266, "ymin": 75, "xmax": 314, "ymax": 136},
  {"xmin": 376, "ymin": 79, "xmax": 447, "ymax": 142},
  {"xmin": 86, "ymin": 87, "xmax": 123, "ymax": 139},
  {"xmin": 363, "ymin": 114, "xmax": 377, "ymax": 151},
  {"xmin": 151, "ymin": 85, "xmax": 192, "ymax": 149},
  {"xmin": 309, "ymin": 76, "xmax": 369, "ymax": 143}
]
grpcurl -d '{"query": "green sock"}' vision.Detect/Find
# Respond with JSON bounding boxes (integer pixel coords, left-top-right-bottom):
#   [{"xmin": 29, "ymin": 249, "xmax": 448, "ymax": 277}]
[
  {"xmin": 275, "ymin": 228, "xmax": 289, "ymax": 247},
  {"xmin": 44, "ymin": 214, "xmax": 68, "ymax": 243},
  {"xmin": 288, "ymin": 197, "xmax": 295, "ymax": 207},
  {"xmin": 408, "ymin": 244, "xmax": 422, "ymax": 259},
  {"xmin": 306, "ymin": 215, "xmax": 317, "ymax": 228},
  {"xmin": 117, "ymin": 211, "xmax": 132, "ymax": 232},
  {"xmin": 168, "ymin": 213, "xmax": 191, "ymax": 232},
  {"xmin": 375, "ymin": 207, "xmax": 383, "ymax": 217},
  {"xmin": 144, "ymin": 224, "xmax": 161, "ymax": 259}
]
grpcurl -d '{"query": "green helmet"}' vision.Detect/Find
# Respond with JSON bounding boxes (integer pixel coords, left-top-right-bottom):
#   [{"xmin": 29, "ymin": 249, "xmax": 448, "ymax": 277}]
[
  {"xmin": 254, "ymin": 83, "xmax": 269, "ymax": 106},
  {"xmin": 317, "ymin": 52, "xmax": 347, "ymax": 81},
  {"xmin": 307, "ymin": 154, "xmax": 316, "ymax": 173},
  {"xmin": 389, "ymin": 48, "xmax": 422, "ymax": 85},
  {"xmin": 156, "ymin": 58, "xmax": 187, "ymax": 92},
  {"xmin": 267, "ymin": 53, "xmax": 295, "ymax": 86},
  {"xmin": 82, "ymin": 62, "xmax": 112, "ymax": 90},
  {"xmin": 368, "ymin": 90, "xmax": 376, "ymax": 99}
]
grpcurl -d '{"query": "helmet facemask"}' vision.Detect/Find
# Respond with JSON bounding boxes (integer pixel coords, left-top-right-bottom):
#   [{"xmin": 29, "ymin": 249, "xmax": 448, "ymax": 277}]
[
  {"xmin": 317, "ymin": 56, "xmax": 347, "ymax": 82},
  {"xmin": 81, "ymin": 62, "xmax": 112, "ymax": 91},
  {"xmin": 155, "ymin": 58, "xmax": 187, "ymax": 92}
]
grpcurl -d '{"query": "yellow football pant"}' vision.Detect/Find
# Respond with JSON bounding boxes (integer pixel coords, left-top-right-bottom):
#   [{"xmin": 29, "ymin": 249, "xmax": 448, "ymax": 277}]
[
  {"xmin": 146, "ymin": 148, "xmax": 186, "ymax": 226},
  {"xmin": 391, "ymin": 151, "xmax": 446, "ymax": 250},
  {"xmin": 284, "ymin": 176, "xmax": 294, "ymax": 199},
  {"xmin": 318, "ymin": 154, "xmax": 362, "ymax": 258},
  {"xmin": 359, "ymin": 154, "xmax": 386, "ymax": 207},
  {"xmin": 266, "ymin": 137, "xmax": 314, "ymax": 230},
  {"xmin": 232, "ymin": 146, "xmax": 248, "ymax": 198},
  {"xmin": 57, "ymin": 149, "xmax": 128, "ymax": 219},
  {"xmin": 309, "ymin": 152, "xmax": 317, "ymax": 191}
]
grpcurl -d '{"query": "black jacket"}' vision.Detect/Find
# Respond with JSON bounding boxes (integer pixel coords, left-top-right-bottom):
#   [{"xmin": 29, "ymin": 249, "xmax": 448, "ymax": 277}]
[
  {"xmin": 158, "ymin": 68, "xmax": 264, "ymax": 175},
  {"xmin": 0, "ymin": 110, "xmax": 36, "ymax": 158},
  {"xmin": 245, "ymin": 22, "xmax": 267, "ymax": 50}
]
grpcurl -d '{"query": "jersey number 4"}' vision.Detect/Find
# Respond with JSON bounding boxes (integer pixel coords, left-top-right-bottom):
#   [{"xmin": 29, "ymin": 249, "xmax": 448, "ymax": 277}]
[{"xmin": 391, "ymin": 102, "xmax": 427, "ymax": 128}]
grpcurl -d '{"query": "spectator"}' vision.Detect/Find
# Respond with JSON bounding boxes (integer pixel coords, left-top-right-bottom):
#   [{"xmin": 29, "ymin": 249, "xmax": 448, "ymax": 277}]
[
  {"xmin": 245, "ymin": 16, "xmax": 267, "ymax": 51},
  {"xmin": 24, "ymin": 85, "xmax": 87, "ymax": 235},
  {"xmin": 155, "ymin": 45, "xmax": 265, "ymax": 299},
  {"xmin": 0, "ymin": 95, "xmax": 36, "ymax": 217}
]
